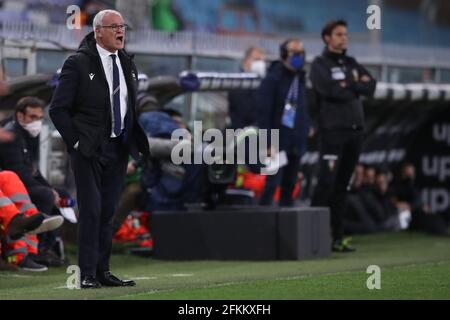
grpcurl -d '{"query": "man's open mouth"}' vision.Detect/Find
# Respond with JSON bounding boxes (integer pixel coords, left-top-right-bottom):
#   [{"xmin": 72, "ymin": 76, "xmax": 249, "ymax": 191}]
[{"xmin": 116, "ymin": 36, "xmax": 124, "ymax": 44}]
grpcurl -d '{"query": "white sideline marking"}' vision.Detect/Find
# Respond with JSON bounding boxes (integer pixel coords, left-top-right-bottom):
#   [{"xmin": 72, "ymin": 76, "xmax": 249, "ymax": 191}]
[
  {"xmin": 0, "ymin": 274, "xmax": 32, "ymax": 278},
  {"xmin": 131, "ymin": 277, "xmax": 158, "ymax": 280},
  {"xmin": 171, "ymin": 273, "xmax": 194, "ymax": 277},
  {"xmin": 52, "ymin": 276, "xmax": 159, "ymax": 289}
]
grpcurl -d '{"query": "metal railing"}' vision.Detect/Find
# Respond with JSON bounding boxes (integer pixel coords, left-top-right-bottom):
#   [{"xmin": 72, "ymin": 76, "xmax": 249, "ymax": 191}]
[{"xmin": 1, "ymin": 22, "xmax": 450, "ymax": 68}]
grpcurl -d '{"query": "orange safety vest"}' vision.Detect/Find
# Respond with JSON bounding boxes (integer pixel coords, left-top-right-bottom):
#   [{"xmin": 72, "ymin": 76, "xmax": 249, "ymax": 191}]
[
  {"xmin": 0, "ymin": 171, "xmax": 39, "ymax": 265},
  {"xmin": 0, "ymin": 188, "xmax": 19, "ymax": 236}
]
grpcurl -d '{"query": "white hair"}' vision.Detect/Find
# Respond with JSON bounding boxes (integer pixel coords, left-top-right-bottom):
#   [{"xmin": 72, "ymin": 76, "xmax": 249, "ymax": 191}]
[{"xmin": 92, "ymin": 9, "xmax": 123, "ymax": 33}]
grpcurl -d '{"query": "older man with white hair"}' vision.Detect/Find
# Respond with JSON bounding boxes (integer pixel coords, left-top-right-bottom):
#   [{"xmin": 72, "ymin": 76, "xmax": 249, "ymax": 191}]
[{"xmin": 49, "ymin": 9, "xmax": 149, "ymax": 289}]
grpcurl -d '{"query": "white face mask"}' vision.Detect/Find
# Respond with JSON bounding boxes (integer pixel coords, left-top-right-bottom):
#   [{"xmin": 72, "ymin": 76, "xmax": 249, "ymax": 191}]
[
  {"xmin": 249, "ymin": 60, "xmax": 267, "ymax": 78},
  {"xmin": 22, "ymin": 120, "xmax": 43, "ymax": 138}
]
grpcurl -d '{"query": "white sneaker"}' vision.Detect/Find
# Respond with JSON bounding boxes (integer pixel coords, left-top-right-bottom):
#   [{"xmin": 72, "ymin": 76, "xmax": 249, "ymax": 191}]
[
  {"xmin": 59, "ymin": 207, "xmax": 78, "ymax": 224},
  {"xmin": 28, "ymin": 216, "xmax": 64, "ymax": 235}
]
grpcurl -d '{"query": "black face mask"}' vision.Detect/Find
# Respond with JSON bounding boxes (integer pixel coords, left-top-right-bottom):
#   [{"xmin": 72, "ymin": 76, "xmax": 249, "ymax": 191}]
[{"xmin": 402, "ymin": 177, "xmax": 414, "ymax": 184}]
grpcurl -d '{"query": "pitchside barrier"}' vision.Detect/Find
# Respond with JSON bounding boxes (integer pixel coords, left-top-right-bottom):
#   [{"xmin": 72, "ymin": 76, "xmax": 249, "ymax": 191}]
[
  {"xmin": 151, "ymin": 206, "xmax": 331, "ymax": 260},
  {"xmin": 2, "ymin": 71, "xmax": 449, "ymax": 248}
]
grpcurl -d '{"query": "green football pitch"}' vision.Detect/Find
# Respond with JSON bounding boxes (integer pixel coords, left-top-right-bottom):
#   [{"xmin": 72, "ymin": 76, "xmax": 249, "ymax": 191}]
[{"xmin": 1, "ymin": 232, "xmax": 450, "ymax": 300}]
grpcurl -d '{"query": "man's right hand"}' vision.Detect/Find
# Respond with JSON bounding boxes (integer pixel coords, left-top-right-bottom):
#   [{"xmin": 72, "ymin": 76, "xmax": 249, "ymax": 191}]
[
  {"xmin": 126, "ymin": 161, "xmax": 137, "ymax": 175},
  {"xmin": 266, "ymin": 146, "xmax": 280, "ymax": 158},
  {"xmin": 0, "ymin": 80, "xmax": 9, "ymax": 96},
  {"xmin": 52, "ymin": 189, "xmax": 61, "ymax": 207},
  {"xmin": 360, "ymin": 75, "xmax": 371, "ymax": 82},
  {"xmin": 397, "ymin": 201, "xmax": 411, "ymax": 212},
  {"xmin": 0, "ymin": 128, "xmax": 14, "ymax": 143}
]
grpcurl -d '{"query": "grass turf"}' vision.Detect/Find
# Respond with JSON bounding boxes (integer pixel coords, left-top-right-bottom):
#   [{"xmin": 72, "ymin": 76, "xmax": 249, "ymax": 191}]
[
  {"xmin": 126, "ymin": 261, "xmax": 450, "ymax": 300},
  {"xmin": 1, "ymin": 232, "xmax": 450, "ymax": 300}
]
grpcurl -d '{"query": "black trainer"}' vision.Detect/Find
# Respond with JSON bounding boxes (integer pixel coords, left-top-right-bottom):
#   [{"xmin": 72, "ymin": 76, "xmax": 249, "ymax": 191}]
[
  {"xmin": 81, "ymin": 276, "xmax": 102, "ymax": 289},
  {"xmin": 29, "ymin": 250, "xmax": 66, "ymax": 268},
  {"xmin": 8, "ymin": 213, "xmax": 45, "ymax": 240},
  {"xmin": 18, "ymin": 256, "xmax": 48, "ymax": 272},
  {"xmin": 332, "ymin": 237, "xmax": 356, "ymax": 253}
]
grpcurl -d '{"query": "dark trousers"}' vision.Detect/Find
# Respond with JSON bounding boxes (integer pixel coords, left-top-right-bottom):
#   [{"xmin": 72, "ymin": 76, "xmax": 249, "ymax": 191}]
[
  {"xmin": 259, "ymin": 153, "xmax": 300, "ymax": 207},
  {"xmin": 112, "ymin": 183, "xmax": 142, "ymax": 234},
  {"xmin": 28, "ymin": 185, "xmax": 58, "ymax": 251},
  {"xmin": 28, "ymin": 185, "xmax": 55, "ymax": 214},
  {"xmin": 311, "ymin": 130, "xmax": 363, "ymax": 241},
  {"xmin": 345, "ymin": 194, "xmax": 379, "ymax": 234},
  {"xmin": 70, "ymin": 137, "xmax": 128, "ymax": 278}
]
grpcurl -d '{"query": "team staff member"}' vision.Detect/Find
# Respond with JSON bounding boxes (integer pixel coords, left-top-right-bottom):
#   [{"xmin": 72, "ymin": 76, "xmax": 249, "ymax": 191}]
[
  {"xmin": 0, "ymin": 98, "xmax": 61, "ymax": 231},
  {"xmin": 258, "ymin": 38, "xmax": 310, "ymax": 207},
  {"xmin": 0, "ymin": 170, "xmax": 63, "ymax": 271},
  {"xmin": 228, "ymin": 46, "xmax": 266, "ymax": 130},
  {"xmin": 310, "ymin": 20, "xmax": 376, "ymax": 252},
  {"xmin": 50, "ymin": 9, "xmax": 149, "ymax": 288}
]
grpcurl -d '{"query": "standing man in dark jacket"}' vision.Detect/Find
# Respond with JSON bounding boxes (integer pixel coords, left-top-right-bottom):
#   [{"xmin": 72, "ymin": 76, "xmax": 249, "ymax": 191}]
[
  {"xmin": 258, "ymin": 38, "xmax": 310, "ymax": 207},
  {"xmin": 228, "ymin": 46, "xmax": 266, "ymax": 130},
  {"xmin": 227, "ymin": 46, "xmax": 266, "ymax": 176},
  {"xmin": 49, "ymin": 9, "xmax": 149, "ymax": 288},
  {"xmin": 310, "ymin": 20, "xmax": 377, "ymax": 252}
]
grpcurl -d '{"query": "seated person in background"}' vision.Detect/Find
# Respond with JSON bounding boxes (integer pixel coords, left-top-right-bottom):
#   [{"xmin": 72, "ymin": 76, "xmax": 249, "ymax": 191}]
[
  {"xmin": 0, "ymin": 97, "xmax": 68, "ymax": 266},
  {"xmin": 344, "ymin": 164, "xmax": 380, "ymax": 234},
  {"xmin": 344, "ymin": 165, "xmax": 400, "ymax": 234},
  {"xmin": 372, "ymin": 169, "xmax": 402, "ymax": 231},
  {"xmin": 362, "ymin": 165, "xmax": 376, "ymax": 191},
  {"xmin": 357, "ymin": 165, "xmax": 389, "ymax": 224},
  {"xmin": 392, "ymin": 163, "xmax": 422, "ymax": 214},
  {"xmin": 392, "ymin": 162, "xmax": 448, "ymax": 235},
  {"xmin": 0, "ymin": 170, "xmax": 63, "ymax": 271}
]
